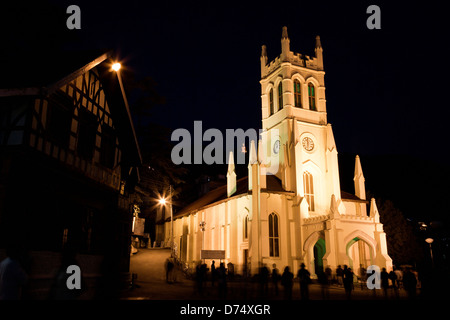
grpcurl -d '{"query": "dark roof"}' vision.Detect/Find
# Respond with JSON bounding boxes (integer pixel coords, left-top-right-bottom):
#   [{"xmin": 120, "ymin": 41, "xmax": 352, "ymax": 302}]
[
  {"xmin": 341, "ymin": 191, "xmax": 367, "ymax": 202},
  {"xmin": 173, "ymin": 176, "xmax": 366, "ymax": 219},
  {"xmin": 173, "ymin": 175, "xmax": 289, "ymax": 219}
]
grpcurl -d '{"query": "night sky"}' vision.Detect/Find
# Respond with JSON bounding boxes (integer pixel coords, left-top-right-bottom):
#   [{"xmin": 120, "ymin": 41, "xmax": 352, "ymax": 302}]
[{"xmin": 3, "ymin": 1, "xmax": 450, "ymax": 221}]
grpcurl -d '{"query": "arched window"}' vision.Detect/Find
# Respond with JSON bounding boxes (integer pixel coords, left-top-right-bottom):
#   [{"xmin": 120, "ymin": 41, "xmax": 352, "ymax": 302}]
[
  {"xmin": 268, "ymin": 213, "xmax": 280, "ymax": 257},
  {"xmin": 303, "ymin": 171, "xmax": 315, "ymax": 211},
  {"xmin": 278, "ymin": 82, "xmax": 283, "ymax": 111},
  {"xmin": 308, "ymin": 83, "xmax": 316, "ymax": 111},
  {"xmin": 269, "ymin": 88, "xmax": 274, "ymax": 116},
  {"xmin": 294, "ymin": 80, "xmax": 302, "ymax": 108},
  {"xmin": 243, "ymin": 215, "xmax": 249, "ymax": 240}
]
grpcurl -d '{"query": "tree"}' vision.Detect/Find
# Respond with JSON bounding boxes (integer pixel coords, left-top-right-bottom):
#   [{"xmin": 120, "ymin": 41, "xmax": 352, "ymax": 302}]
[{"xmin": 377, "ymin": 198, "xmax": 423, "ymax": 266}]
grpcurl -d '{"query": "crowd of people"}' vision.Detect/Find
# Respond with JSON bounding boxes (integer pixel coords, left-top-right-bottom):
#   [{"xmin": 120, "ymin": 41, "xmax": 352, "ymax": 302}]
[{"xmin": 186, "ymin": 260, "xmax": 422, "ymax": 300}]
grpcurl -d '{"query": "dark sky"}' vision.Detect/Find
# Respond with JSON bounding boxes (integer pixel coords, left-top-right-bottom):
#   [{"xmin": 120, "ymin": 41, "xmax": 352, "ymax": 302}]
[
  {"xmin": 4, "ymin": 0, "xmax": 448, "ymax": 158},
  {"xmin": 3, "ymin": 1, "xmax": 450, "ymax": 220}
]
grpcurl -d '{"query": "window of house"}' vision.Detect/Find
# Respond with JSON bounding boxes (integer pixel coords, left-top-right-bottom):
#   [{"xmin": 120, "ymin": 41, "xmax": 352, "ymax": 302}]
[
  {"xmin": 303, "ymin": 171, "xmax": 315, "ymax": 211},
  {"xmin": 294, "ymin": 80, "xmax": 302, "ymax": 108},
  {"xmin": 269, "ymin": 89, "xmax": 274, "ymax": 115},
  {"xmin": 308, "ymin": 83, "xmax": 316, "ymax": 111},
  {"xmin": 268, "ymin": 213, "xmax": 280, "ymax": 257},
  {"xmin": 278, "ymin": 82, "xmax": 283, "ymax": 111}
]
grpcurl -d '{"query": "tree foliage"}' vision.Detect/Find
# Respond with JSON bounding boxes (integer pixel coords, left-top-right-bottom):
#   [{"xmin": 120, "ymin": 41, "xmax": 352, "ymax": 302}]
[{"xmin": 377, "ymin": 198, "xmax": 423, "ymax": 266}]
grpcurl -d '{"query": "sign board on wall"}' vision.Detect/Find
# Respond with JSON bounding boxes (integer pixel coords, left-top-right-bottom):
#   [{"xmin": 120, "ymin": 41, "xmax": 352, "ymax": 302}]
[{"xmin": 201, "ymin": 250, "xmax": 225, "ymax": 260}]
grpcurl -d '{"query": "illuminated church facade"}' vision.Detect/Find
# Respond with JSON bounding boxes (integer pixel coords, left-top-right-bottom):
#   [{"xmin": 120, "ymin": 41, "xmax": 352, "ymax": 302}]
[{"xmin": 162, "ymin": 27, "xmax": 392, "ymax": 277}]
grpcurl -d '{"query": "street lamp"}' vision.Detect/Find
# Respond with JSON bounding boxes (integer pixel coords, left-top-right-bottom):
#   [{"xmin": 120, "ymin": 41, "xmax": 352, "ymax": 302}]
[
  {"xmin": 199, "ymin": 221, "xmax": 206, "ymax": 263},
  {"xmin": 425, "ymin": 238, "xmax": 434, "ymax": 268},
  {"xmin": 159, "ymin": 186, "xmax": 174, "ymax": 257},
  {"xmin": 111, "ymin": 62, "xmax": 121, "ymax": 71}
]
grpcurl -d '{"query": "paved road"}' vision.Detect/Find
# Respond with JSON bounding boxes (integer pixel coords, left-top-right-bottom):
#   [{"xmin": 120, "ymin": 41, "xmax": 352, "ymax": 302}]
[{"xmin": 120, "ymin": 248, "xmax": 410, "ymax": 300}]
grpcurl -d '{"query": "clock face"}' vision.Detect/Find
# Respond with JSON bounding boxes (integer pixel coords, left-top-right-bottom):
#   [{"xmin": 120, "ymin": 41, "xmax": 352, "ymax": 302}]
[
  {"xmin": 302, "ymin": 137, "xmax": 314, "ymax": 151},
  {"xmin": 273, "ymin": 140, "xmax": 280, "ymax": 154}
]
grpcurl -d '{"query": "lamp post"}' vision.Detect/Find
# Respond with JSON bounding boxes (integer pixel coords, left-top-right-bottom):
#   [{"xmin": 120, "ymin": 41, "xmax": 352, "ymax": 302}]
[
  {"xmin": 425, "ymin": 238, "xmax": 434, "ymax": 268},
  {"xmin": 159, "ymin": 185, "xmax": 174, "ymax": 258},
  {"xmin": 199, "ymin": 221, "xmax": 206, "ymax": 263}
]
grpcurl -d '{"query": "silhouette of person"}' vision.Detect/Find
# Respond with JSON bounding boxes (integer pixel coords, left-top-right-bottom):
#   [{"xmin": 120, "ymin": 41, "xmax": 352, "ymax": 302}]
[
  {"xmin": 381, "ymin": 267, "xmax": 390, "ymax": 299},
  {"xmin": 317, "ymin": 270, "xmax": 330, "ymax": 300},
  {"xmin": 336, "ymin": 265, "xmax": 343, "ymax": 287},
  {"xmin": 297, "ymin": 263, "xmax": 310, "ymax": 300},
  {"xmin": 0, "ymin": 244, "xmax": 28, "ymax": 300},
  {"xmin": 271, "ymin": 264, "xmax": 280, "ymax": 296},
  {"xmin": 195, "ymin": 262, "xmax": 204, "ymax": 295},
  {"xmin": 403, "ymin": 267, "xmax": 417, "ymax": 300},
  {"xmin": 343, "ymin": 265, "xmax": 354, "ymax": 299},
  {"xmin": 259, "ymin": 264, "xmax": 269, "ymax": 297},
  {"xmin": 388, "ymin": 268, "xmax": 399, "ymax": 299},
  {"xmin": 165, "ymin": 258, "xmax": 174, "ymax": 283},
  {"xmin": 325, "ymin": 265, "xmax": 332, "ymax": 286},
  {"xmin": 280, "ymin": 266, "xmax": 293, "ymax": 300},
  {"xmin": 217, "ymin": 262, "xmax": 227, "ymax": 299},
  {"xmin": 210, "ymin": 260, "xmax": 216, "ymax": 286}
]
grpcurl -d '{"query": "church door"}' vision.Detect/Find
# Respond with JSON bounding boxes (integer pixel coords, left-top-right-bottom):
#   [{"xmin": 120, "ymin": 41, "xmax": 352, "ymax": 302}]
[{"xmin": 313, "ymin": 238, "xmax": 326, "ymax": 275}]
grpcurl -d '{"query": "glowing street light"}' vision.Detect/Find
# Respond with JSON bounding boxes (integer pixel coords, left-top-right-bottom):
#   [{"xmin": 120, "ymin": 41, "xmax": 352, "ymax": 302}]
[
  {"xmin": 159, "ymin": 186, "xmax": 174, "ymax": 257},
  {"xmin": 112, "ymin": 62, "xmax": 121, "ymax": 71}
]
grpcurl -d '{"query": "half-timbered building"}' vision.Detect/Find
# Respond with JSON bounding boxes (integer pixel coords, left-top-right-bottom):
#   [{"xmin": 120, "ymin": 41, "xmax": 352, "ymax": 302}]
[{"xmin": 0, "ymin": 50, "xmax": 141, "ymax": 298}]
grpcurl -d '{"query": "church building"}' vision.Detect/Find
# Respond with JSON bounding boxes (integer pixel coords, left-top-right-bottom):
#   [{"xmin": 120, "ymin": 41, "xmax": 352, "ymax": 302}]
[{"xmin": 163, "ymin": 27, "xmax": 392, "ymax": 277}]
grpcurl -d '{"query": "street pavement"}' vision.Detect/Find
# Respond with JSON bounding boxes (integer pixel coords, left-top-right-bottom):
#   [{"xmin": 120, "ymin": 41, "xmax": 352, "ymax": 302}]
[{"xmin": 119, "ymin": 248, "xmax": 410, "ymax": 301}]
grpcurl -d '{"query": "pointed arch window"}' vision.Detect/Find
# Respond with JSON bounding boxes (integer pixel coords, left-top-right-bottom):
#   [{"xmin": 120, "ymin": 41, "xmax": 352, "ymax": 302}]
[
  {"xmin": 294, "ymin": 80, "xmax": 302, "ymax": 108},
  {"xmin": 243, "ymin": 215, "xmax": 249, "ymax": 240},
  {"xmin": 303, "ymin": 171, "xmax": 315, "ymax": 211},
  {"xmin": 269, "ymin": 88, "xmax": 274, "ymax": 116},
  {"xmin": 278, "ymin": 82, "xmax": 283, "ymax": 111},
  {"xmin": 308, "ymin": 83, "xmax": 316, "ymax": 111},
  {"xmin": 268, "ymin": 213, "xmax": 280, "ymax": 257}
]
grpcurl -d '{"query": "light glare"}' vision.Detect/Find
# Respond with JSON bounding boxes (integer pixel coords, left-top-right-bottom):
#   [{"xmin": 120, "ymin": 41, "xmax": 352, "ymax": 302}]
[{"xmin": 112, "ymin": 63, "xmax": 121, "ymax": 71}]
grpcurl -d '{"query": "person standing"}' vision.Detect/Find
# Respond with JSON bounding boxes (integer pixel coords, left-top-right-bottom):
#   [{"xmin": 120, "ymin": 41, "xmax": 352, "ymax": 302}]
[
  {"xmin": 343, "ymin": 265, "xmax": 354, "ymax": 300},
  {"xmin": 271, "ymin": 264, "xmax": 280, "ymax": 296},
  {"xmin": 403, "ymin": 267, "xmax": 417, "ymax": 300},
  {"xmin": 0, "ymin": 245, "xmax": 28, "ymax": 300},
  {"xmin": 280, "ymin": 266, "xmax": 293, "ymax": 300},
  {"xmin": 336, "ymin": 265, "xmax": 343, "ymax": 287},
  {"xmin": 381, "ymin": 267, "xmax": 390, "ymax": 299},
  {"xmin": 297, "ymin": 263, "xmax": 310, "ymax": 300},
  {"xmin": 210, "ymin": 260, "xmax": 216, "ymax": 287}
]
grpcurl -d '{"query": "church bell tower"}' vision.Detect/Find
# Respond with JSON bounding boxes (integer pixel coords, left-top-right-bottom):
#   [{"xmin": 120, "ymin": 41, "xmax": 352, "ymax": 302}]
[{"xmin": 259, "ymin": 27, "xmax": 341, "ymax": 216}]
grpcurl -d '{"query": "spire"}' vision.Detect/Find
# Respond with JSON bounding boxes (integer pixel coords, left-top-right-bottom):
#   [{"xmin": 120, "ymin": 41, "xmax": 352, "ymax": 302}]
[
  {"xmin": 315, "ymin": 35, "xmax": 322, "ymax": 49},
  {"xmin": 261, "ymin": 44, "xmax": 267, "ymax": 57},
  {"xmin": 227, "ymin": 151, "xmax": 236, "ymax": 197},
  {"xmin": 353, "ymin": 155, "xmax": 366, "ymax": 200},
  {"xmin": 330, "ymin": 194, "xmax": 340, "ymax": 218},
  {"xmin": 281, "ymin": 26, "xmax": 290, "ymax": 60},
  {"xmin": 282, "ymin": 26, "xmax": 289, "ymax": 39},
  {"xmin": 314, "ymin": 35, "xmax": 324, "ymax": 70},
  {"xmin": 260, "ymin": 45, "xmax": 268, "ymax": 77},
  {"xmin": 326, "ymin": 124, "xmax": 336, "ymax": 152},
  {"xmin": 369, "ymin": 198, "xmax": 380, "ymax": 222}
]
